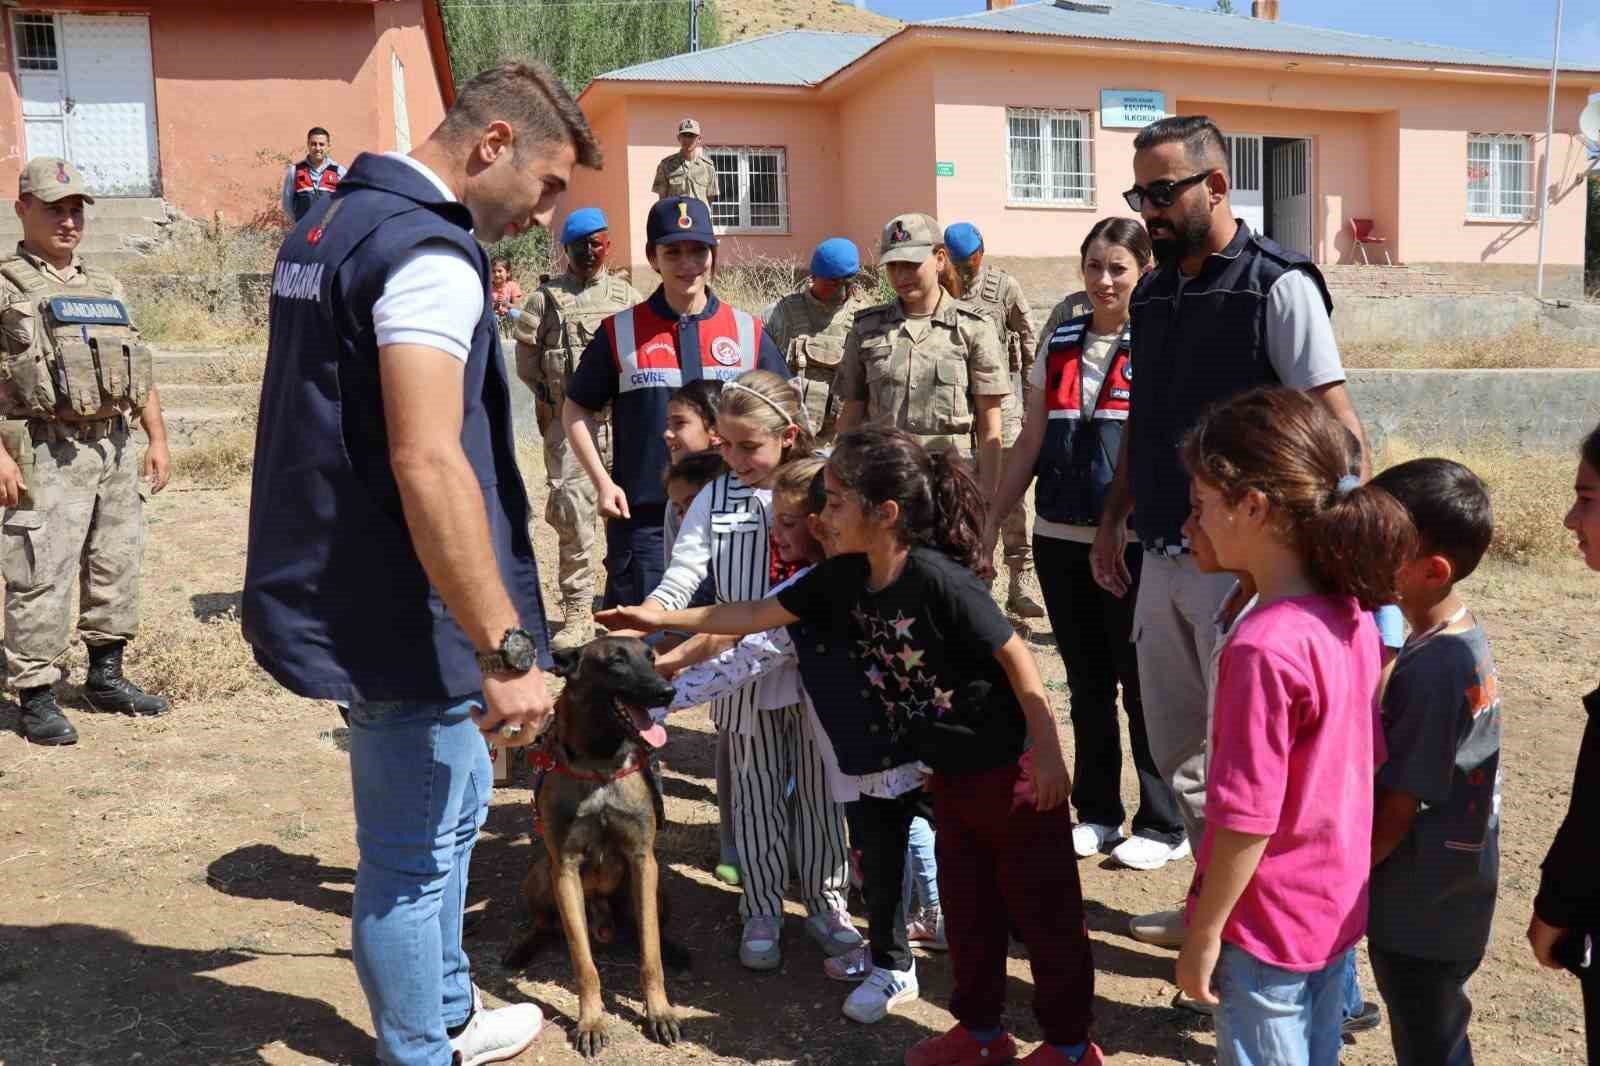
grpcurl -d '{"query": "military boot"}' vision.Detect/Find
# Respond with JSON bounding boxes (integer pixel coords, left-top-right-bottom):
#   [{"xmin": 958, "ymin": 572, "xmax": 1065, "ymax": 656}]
[
  {"xmin": 552, "ymin": 597, "xmax": 593, "ymax": 650},
  {"xmin": 19, "ymin": 685, "xmax": 77, "ymax": 745},
  {"xmin": 1006, "ymin": 567, "xmax": 1047, "ymax": 620},
  {"xmin": 83, "ymin": 642, "xmax": 171, "ymax": 716}
]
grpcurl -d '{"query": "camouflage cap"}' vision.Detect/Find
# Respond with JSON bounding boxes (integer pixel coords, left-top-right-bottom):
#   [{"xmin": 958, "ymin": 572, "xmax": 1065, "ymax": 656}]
[
  {"xmin": 879, "ymin": 213, "xmax": 939, "ymax": 266},
  {"xmin": 678, "ymin": 117, "xmax": 702, "ymax": 136},
  {"xmin": 19, "ymin": 156, "xmax": 94, "ymax": 204}
]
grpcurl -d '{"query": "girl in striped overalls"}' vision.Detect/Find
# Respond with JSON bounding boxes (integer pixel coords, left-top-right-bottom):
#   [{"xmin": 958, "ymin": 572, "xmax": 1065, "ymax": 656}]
[{"xmin": 641, "ymin": 369, "xmax": 858, "ymax": 971}]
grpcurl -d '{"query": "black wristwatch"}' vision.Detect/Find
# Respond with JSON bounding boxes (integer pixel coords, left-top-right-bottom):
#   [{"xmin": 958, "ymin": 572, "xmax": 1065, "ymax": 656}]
[{"xmin": 477, "ymin": 627, "xmax": 538, "ymax": 677}]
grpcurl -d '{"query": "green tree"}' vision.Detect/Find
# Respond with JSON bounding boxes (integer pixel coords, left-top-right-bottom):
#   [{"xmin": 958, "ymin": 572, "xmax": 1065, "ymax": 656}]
[
  {"xmin": 439, "ymin": 0, "xmax": 723, "ymax": 275},
  {"xmin": 1215, "ymin": 0, "xmax": 1236, "ymax": 11}
]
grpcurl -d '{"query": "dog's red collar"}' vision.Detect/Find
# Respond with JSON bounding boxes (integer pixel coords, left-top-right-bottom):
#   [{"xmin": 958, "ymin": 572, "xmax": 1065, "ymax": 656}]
[{"xmin": 527, "ymin": 737, "xmax": 647, "ymax": 784}]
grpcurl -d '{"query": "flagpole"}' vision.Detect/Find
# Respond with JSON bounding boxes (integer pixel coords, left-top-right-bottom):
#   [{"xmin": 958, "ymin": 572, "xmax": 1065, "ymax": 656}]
[{"xmin": 1535, "ymin": 0, "xmax": 1565, "ymax": 300}]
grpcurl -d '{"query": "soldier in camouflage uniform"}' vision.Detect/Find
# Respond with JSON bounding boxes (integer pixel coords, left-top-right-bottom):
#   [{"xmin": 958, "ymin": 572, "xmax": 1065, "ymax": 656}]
[
  {"xmin": 513, "ymin": 208, "xmax": 641, "ymax": 645},
  {"xmin": 941, "ymin": 222, "xmax": 1045, "ymax": 619},
  {"xmin": 0, "ymin": 158, "xmax": 172, "ymax": 745},
  {"xmin": 835, "ymin": 213, "xmax": 1009, "ymax": 499},
  {"xmin": 764, "ymin": 238, "xmax": 866, "ymax": 446},
  {"xmin": 651, "ymin": 118, "xmax": 718, "ymax": 204}
]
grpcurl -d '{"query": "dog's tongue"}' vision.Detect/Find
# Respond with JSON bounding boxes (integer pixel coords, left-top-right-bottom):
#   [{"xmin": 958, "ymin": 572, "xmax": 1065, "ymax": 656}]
[{"xmin": 627, "ymin": 704, "xmax": 669, "ymax": 749}]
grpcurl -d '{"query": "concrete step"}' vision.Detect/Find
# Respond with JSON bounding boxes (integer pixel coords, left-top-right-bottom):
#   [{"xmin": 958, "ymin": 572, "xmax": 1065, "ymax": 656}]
[
  {"xmin": 85, "ymin": 197, "xmax": 166, "ymax": 220},
  {"xmin": 152, "ymin": 349, "xmax": 265, "ymax": 385},
  {"xmin": 162, "ymin": 407, "xmax": 247, "ymax": 445},
  {"xmin": 159, "ymin": 382, "xmax": 259, "ymax": 407}
]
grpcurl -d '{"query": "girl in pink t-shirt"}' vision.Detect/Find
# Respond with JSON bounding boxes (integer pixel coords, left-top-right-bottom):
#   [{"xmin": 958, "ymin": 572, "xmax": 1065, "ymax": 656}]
[{"xmin": 1173, "ymin": 387, "xmax": 1416, "ymax": 1066}]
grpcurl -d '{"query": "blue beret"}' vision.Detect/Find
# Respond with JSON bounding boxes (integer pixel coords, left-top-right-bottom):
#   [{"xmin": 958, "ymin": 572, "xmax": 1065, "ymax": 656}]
[
  {"xmin": 809, "ymin": 238, "xmax": 860, "ymax": 280},
  {"xmin": 943, "ymin": 222, "xmax": 983, "ymax": 261},
  {"xmin": 646, "ymin": 196, "xmax": 717, "ymax": 247},
  {"xmin": 560, "ymin": 207, "xmax": 608, "ymax": 246}
]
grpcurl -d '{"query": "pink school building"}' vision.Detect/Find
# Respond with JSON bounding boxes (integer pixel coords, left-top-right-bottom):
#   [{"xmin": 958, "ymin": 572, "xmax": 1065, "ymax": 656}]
[
  {"xmin": 0, "ymin": 0, "xmax": 452, "ymax": 220},
  {"xmin": 572, "ymin": 0, "xmax": 1600, "ymax": 296}
]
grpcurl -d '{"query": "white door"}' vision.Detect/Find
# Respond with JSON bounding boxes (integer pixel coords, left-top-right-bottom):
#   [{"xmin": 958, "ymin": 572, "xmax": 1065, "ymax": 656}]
[
  {"xmin": 10, "ymin": 12, "xmax": 159, "ymax": 197},
  {"xmin": 1269, "ymin": 139, "xmax": 1312, "ymax": 256},
  {"xmin": 1223, "ymin": 134, "xmax": 1264, "ymax": 235}
]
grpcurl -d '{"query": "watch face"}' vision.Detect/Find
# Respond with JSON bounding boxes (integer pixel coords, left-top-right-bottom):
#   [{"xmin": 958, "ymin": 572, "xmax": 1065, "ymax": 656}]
[{"xmin": 503, "ymin": 628, "xmax": 538, "ymax": 672}]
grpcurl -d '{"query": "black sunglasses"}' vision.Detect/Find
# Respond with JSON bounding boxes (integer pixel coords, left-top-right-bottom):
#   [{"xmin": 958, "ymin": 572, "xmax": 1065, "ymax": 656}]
[{"xmin": 1122, "ymin": 170, "xmax": 1215, "ymax": 212}]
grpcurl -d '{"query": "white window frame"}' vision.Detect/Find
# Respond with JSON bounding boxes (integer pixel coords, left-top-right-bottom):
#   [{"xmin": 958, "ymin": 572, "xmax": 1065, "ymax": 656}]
[
  {"xmin": 706, "ymin": 145, "xmax": 789, "ymax": 234},
  {"xmin": 1005, "ymin": 106, "xmax": 1096, "ymax": 209},
  {"xmin": 391, "ymin": 50, "xmax": 412, "ymax": 153},
  {"xmin": 1465, "ymin": 133, "xmax": 1536, "ymax": 222}
]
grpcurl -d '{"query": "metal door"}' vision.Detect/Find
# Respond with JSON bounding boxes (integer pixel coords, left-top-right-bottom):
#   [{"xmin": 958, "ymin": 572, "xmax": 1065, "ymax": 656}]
[
  {"xmin": 1223, "ymin": 134, "xmax": 1264, "ymax": 235},
  {"xmin": 61, "ymin": 14, "xmax": 159, "ymax": 196},
  {"xmin": 1269, "ymin": 139, "xmax": 1312, "ymax": 256},
  {"xmin": 11, "ymin": 12, "xmax": 159, "ymax": 196}
]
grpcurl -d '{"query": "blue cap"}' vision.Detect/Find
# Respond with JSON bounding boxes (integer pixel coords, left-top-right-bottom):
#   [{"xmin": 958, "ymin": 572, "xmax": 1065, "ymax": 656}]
[
  {"xmin": 646, "ymin": 196, "xmax": 717, "ymax": 247},
  {"xmin": 943, "ymin": 222, "xmax": 983, "ymax": 261},
  {"xmin": 809, "ymin": 238, "xmax": 860, "ymax": 280},
  {"xmin": 560, "ymin": 207, "xmax": 608, "ymax": 246}
]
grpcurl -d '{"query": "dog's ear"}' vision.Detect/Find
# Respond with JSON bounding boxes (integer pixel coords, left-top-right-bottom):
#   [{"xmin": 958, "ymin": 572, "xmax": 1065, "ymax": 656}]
[{"xmin": 549, "ymin": 645, "xmax": 583, "ymax": 679}]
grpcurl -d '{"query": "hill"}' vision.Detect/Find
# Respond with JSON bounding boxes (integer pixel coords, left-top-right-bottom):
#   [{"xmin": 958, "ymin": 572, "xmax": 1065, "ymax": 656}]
[{"xmin": 716, "ymin": 0, "xmax": 901, "ymax": 40}]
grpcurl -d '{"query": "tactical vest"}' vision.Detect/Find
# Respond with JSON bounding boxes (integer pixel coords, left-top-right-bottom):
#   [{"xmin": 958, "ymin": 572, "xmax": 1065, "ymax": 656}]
[
  {"xmin": 0, "ymin": 255, "xmax": 151, "ymax": 420},
  {"xmin": 773, "ymin": 286, "xmax": 860, "ymax": 442},
  {"xmin": 965, "ymin": 267, "xmax": 1021, "ymax": 372},
  {"xmin": 243, "ymin": 151, "xmax": 548, "ymax": 702},
  {"xmin": 605, "ymin": 299, "xmax": 760, "ymax": 396},
  {"xmin": 1033, "ymin": 314, "xmax": 1131, "ymax": 527},
  {"xmin": 533, "ymin": 271, "xmax": 635, "ymax": 415},
  {"xmin": 291, "ymin": 161, "xmax": 342, "ymax": 222},
  {"xmin": 1128, "ymin": 221, "xmax": 1332, "ymax": 550}
]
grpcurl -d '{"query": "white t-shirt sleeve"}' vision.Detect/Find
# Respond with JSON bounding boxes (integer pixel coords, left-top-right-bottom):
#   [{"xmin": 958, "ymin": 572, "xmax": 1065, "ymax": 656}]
[
  {"xmin": 373, "ymin": 240, "xmax": 485, "ymax": 362},
  {"xmin": 1264, "ymin": 270, "xmax": 1345, "ymax": 391},
  {"xmin": 649, "ymin": 484, "xmax": 714, "ymax": 611}
]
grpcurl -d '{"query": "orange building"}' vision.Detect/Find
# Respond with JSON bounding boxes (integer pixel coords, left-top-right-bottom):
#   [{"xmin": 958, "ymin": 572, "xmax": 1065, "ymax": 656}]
[
  {"xmin": 572, "ymin": 0, "xmax": 1600, "ymax": 296},
  {"xmin": 0, "ymin": 0, "xmax": 453, "ymax": 220}
]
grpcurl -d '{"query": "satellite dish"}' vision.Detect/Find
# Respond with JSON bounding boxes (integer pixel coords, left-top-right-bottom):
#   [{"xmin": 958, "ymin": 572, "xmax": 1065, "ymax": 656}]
[{"xmin": 1580, "ymin": 93, "xmax": 1600, "ymax": 154}]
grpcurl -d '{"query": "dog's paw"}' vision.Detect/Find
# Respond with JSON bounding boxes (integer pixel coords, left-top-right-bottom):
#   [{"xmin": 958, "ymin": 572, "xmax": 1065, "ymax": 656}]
[
  {"xmin": 645, "ymin": 1007, "xmax": 682, "ymax": 1047},
  {"xmin": 573, "ymin": 1018, "xmax": 609, "ymax": 1058}
]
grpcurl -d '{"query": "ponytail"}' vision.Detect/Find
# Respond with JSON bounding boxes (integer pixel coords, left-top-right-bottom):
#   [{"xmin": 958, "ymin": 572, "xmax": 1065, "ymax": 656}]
[
  {"xmin": 829, "ymin": 427, "xmax": 986, "ymax": 572},
  {"xmin": 926, "ymin": 446, "xmax": 985, "ymax": 571},
  {"xmin": 1182, "ymin": 386, "xmax": 1416, "ymax": 610}
]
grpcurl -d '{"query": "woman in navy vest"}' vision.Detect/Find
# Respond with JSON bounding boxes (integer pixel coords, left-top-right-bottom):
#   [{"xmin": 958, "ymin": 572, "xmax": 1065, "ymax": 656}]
[
  {"xmin": 562, "ymin": 196, "xmax": 788, "ymax": 609},
  {"xmin": 985, "ymin": 217, "xmax": 1188, "ymax": 872}
]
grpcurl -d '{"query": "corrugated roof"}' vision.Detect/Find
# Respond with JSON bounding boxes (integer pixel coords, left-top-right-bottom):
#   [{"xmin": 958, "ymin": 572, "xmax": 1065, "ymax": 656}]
[
  {"xmin": 925, "ymin": 0, "xmax": 1600, "ymax": 74},
  {"xmin": 596, "ymin": 30, "xmax": 884, "ymax": 86}
]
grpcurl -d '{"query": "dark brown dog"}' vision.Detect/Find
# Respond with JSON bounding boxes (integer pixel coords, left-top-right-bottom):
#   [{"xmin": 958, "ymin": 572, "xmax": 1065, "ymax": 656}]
[{"xmin": 502, "ymin": 636, "xmax": 683, "ymax": 1057}]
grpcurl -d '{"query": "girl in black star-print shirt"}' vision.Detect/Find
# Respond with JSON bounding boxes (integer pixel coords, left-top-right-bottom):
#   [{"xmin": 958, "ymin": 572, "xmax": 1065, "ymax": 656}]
[{"xmin": 599, "ymin": 427, "xmax": 1102, "ymax": 1065}]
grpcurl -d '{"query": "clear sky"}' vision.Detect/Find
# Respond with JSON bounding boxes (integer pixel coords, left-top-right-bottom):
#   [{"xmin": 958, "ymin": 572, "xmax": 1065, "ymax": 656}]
[{"xmin": 864, "ymin": 0, "xmax": 1600, "ymax": 68}]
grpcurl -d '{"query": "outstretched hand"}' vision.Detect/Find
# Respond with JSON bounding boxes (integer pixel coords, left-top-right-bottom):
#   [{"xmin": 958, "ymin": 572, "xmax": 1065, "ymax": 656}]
[{"xmin": 595, "ymin": 603, "xmax": 668, "ymax": 634}]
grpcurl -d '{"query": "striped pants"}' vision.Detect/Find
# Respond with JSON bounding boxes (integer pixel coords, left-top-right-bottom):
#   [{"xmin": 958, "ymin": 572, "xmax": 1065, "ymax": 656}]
[{"xmin": 729, "ymin": 703, "xmax": 850, "ymax": 920}]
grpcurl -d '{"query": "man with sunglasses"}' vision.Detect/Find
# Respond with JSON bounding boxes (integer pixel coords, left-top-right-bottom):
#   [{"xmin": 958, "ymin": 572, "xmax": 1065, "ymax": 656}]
[
  {"xmin": 514, "ymin": 207, "xmax": 642, "ymax": 646},
  {"xmin": 1090, "ymin": 116, "xmax": 1370, "ymax": 958}
]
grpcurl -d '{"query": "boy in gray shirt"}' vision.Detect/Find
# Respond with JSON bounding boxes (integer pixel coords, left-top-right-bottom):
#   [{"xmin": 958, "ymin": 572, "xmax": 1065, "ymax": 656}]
[{"xmin": 1368, "ymin": 458, "xmax": 1501, "ymax": 1066}]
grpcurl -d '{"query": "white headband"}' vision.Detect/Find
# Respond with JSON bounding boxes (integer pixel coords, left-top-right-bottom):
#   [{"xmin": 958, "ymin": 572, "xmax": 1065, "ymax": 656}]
[{"xmin": 722, "ymin": 381, "xmax": 796, "ymax": 430}]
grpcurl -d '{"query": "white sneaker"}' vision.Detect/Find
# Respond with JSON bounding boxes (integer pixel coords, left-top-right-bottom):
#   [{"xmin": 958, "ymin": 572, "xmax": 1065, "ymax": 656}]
[
  {"xmin": 842, "ymin": 962, "xmax": 919, "ymax": 1023},
  {"xmin": 1072, "ymin": 822, "xmax": 1125, "ymax": 858},
  {"xmin": 804, "ymin": 909, "xmax": 865, "ymax": 957},
  {"xmin": 1112, "ymin": 835, "xmax": 1192, "ymax": 871},
  {"xmin": 450, "ymin": 987, "xmax": 543, "ymax": 1066}
]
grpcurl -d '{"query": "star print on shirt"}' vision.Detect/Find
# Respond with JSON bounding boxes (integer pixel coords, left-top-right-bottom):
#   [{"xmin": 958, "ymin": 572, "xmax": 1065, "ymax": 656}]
[{"xmin": 849, "ymin": 602, "xmax": 948, "ymax": 733}]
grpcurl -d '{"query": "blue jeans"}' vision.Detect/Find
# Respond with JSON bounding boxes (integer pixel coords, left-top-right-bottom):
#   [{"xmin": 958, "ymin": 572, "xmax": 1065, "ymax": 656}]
[
  {"xmin": 901, "ymin": 815, "xmax": 939, "ymax": 913},
  {"xmin": 348, "ymin": 697, "xmax": 492, "ymax": 1066},
  {"xmin": 1343, "ymin": 948, "xmax": 1364, "ymax": 1018},
  {"xmin": 1214, "ymin": 944, "xmax": 1345, "ymax": 1066},
  {"xmin": 1369, "ymin": 947, "xmax": 1480, "ymax": 1066}
]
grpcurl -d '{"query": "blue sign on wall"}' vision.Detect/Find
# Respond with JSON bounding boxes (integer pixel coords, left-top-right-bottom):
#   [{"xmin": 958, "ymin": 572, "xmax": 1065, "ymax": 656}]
[{"xmin": 1100, "ymin": 89, "xmax": 1169, "ymax": 129}]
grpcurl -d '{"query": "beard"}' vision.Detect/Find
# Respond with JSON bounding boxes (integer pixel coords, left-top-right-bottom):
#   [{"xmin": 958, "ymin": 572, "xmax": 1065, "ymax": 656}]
[{"xmin": 1147, "ymin": 200, "xmax": 1213, "ymax": 266}]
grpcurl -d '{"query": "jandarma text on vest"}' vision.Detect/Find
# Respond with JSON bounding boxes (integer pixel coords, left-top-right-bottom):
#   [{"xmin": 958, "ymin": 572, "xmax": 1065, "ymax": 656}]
[{"xmin": 272, "ymin": 261, "xmax": 325, "ymax": 302}]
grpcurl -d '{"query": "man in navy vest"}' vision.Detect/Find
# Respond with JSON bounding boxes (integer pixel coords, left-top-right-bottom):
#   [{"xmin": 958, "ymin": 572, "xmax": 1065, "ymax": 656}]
[
  {"xmin": 244, "ymin": 63, "xmax": 600, "ymax": 1066},
  {"xmin": 1089, "ymin": 117, "xmax": 1371, "ymax": 964}
]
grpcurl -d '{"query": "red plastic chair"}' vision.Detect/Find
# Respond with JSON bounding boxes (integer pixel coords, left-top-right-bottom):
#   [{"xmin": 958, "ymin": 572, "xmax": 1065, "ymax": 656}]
[{"xmin": 1349, "ymin": 218, "xmax": 1392, "ymax": 265}]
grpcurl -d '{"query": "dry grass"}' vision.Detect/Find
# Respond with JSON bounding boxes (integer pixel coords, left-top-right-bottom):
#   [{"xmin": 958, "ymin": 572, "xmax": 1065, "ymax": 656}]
[
  {"xmin": 121, "ymin": 216, "xmax": 285, "ymax": 277},
  {"xmin": 1377, "ymin": 435, "xmax": 1576, "ymax": 563},
  {"xmin": 124, "ymin": 606, "xmax": 271, "ymax": 704},
  {"xmin": 171, "ymin": 417, "xmax": 257, "ymax": 488},
  {"xmin": 714, "ymin": 254, "xmax": 892, "ymax": 316},
  {"xmin": 132, "ymin": 290, "xmax": 265, "ymax": 349},
  {"xmin": 1343, "ymin": 326, "xmax": 1600, "ymax": 369}
]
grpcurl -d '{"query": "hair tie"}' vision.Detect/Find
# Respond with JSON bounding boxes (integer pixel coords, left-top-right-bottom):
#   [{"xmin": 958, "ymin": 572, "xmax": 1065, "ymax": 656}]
[
  {"xmin": 1335, "ymin": 474, "xmax": 1361, "ymax": 498},
  {"xmin": 721, "ymin": 381, "xmax": 795, "ymax": 429}
]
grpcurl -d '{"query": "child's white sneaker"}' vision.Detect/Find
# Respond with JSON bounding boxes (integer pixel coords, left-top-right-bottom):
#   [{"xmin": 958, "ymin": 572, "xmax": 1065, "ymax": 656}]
[
  {"xmin": 842, "ymin": 962, "xmax": 918, "ymax": 1023},
  {"xmin": 1072, "ymin": 822, "xmax": 1125, "ymax": 858}
]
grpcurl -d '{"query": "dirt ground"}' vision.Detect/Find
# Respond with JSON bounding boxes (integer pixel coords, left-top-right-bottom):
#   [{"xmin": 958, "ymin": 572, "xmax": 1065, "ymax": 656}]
[{"xmin": 1, "ymin": 461, "xmax": 1598, "ymax": 1065}]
